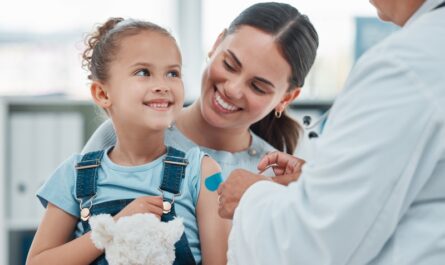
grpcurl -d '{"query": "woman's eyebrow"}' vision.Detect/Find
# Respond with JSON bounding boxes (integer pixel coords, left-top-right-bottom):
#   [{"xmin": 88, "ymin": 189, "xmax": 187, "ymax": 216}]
[
  {"xmin": 254, "ymin": 77, "xmax": 275, "ymax": 88},
  {"xmin": 227, "ymin": 49, "xmax": 275, "ymax": 88},
  {"xmin": 227, "ymin": 49, "xmax": 242, "ymax": 67}
]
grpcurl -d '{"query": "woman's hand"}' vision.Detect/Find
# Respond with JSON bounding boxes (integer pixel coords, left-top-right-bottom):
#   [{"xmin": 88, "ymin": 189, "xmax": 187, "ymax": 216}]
[
  {"xmin": 257, "ymin": 151, "xmax": 305, "ymax": 185},
  {"xmin": 114, "ymin": 196, "xmax": 164, "ymax": 220}
]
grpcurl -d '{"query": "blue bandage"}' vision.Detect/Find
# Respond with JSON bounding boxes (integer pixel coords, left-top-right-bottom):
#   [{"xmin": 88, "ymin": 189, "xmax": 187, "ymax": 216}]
[{"xmin": 204, "ymin": 172, "xmax": 223, "ymax": 192}]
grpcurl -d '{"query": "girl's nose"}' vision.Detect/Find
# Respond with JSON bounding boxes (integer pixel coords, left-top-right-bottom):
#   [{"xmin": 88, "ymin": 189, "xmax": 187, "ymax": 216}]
[{"xmin": 152, "ymin": 86, "xmax": 170, "ymax": 94}]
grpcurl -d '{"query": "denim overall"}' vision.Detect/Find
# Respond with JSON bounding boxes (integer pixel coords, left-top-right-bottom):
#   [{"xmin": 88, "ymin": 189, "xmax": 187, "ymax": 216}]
[{"xmin": 75, "ymin": 146, "xmax": 198, "ymax": 265}]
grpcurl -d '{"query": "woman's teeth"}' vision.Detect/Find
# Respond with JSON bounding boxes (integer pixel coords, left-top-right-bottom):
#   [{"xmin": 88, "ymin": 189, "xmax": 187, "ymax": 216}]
[{"xmin": 215, "ymin": 93, "xmax": 238, "ymax": 112}]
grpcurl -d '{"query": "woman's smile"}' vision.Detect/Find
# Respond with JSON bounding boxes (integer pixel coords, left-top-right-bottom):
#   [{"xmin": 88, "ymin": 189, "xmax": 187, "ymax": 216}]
[{"xmin": 212, "ymin": 89, "xmax": 242, "ymax": 113}]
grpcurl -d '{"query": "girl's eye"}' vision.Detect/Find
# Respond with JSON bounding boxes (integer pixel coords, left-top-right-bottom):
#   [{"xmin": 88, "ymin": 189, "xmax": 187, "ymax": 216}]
[
  {"xmin": 223, "ymin": 60, "xmax": 236, "ymax": 72},
  {"xmin": 135, "ymin": 69, "xmax": 150, "ymax": 76},
  {"xmin": 167, "ymin": 70, "xmax": 181, "ymax": 78}
]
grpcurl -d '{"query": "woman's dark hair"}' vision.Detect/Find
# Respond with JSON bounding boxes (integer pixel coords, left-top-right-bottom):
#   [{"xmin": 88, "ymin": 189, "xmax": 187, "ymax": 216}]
[
  {"xmin": 82, "ymin": 17, "xmax": 176, "ymax": 82},
  {"xmin": 227, "ymin": 2, "xmax": 319, "ymax": 154}
]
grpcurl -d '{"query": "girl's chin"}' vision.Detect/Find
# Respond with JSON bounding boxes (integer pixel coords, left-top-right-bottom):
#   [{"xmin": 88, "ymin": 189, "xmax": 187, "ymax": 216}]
[{"xmin": 143, "ymin": 121, "xmax": 174, "ymax": 131}]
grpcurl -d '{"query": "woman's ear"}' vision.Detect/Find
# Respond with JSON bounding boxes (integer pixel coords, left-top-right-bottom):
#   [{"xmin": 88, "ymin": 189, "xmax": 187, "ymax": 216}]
[
  {"xmin": 208, "ymin": 29, "xmax": 227, "ymax": 58},
  {"xmin": 280, "ymin": 87, "xmax": 301, "ymax": 106},
  {"xmin": 276, "ymin": 87, "xmax": 301, "ymax": 112},
  {"xmin": 91, "ymin": 81, "xmax": 111, "ymax": 108}
]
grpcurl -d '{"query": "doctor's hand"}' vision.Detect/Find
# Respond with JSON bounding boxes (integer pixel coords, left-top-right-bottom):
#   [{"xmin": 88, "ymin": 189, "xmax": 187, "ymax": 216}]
[
  {"xmin": 217, "ymin": 169, "xmax": 269, "ymax": 219},
  {"xmin": 258, "ymin": 151, "xmax": 305, "ymax": 185}
]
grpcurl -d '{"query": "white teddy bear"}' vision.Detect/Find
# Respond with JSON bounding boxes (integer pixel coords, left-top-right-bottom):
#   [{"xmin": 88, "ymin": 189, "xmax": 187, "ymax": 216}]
[{"xmin": 89, "ymin": 213, "xmax": 184, "ymax": 265}]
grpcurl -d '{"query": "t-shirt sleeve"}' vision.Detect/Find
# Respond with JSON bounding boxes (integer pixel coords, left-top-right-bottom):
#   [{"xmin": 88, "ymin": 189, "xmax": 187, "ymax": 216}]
[
  {"xmin": 36, "ymin": 154, "xmax": 81, "ymax": 218},
  {"xmin": 185, "ymin": 147, "xmax": 206, "ymax": 206}
]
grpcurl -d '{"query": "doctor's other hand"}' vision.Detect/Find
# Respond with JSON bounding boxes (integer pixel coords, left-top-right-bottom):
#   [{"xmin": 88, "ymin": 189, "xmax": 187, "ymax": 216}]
[
  {"xmin": 258, "ymin": 151, "xmax": 305, "ymax": 185},
  {"xmin": 217, "ymin": 169, "xmax": 269, "ymax": 219}
]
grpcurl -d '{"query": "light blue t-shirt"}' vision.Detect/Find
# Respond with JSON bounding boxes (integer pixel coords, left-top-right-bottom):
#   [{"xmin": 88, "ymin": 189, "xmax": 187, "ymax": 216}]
[
  {"xmin": 37, "ymin": 146, "xmax": 205, "ymax": 263},
  {"xmin": 82, "ymin": 120, "xmax": 277, "ymax": 179}
]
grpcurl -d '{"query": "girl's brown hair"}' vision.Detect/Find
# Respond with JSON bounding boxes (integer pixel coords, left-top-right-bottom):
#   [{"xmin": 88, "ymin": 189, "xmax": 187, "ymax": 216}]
[{"xmin": 82, "ymin": 17, "xmax": 177, "ymax": 82}]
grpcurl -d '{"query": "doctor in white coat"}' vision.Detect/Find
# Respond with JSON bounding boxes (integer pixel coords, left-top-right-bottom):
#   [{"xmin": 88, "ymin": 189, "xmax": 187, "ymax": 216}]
[{"xmin": 217, "ymin": 0, "xmax": 445, "ymax": 264}]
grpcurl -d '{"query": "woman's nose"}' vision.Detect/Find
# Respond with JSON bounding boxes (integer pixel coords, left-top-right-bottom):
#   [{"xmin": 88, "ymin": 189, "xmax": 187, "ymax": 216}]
[{"xmin": 223, "ymin": 79, "xmax": 243, "ymax": 99}]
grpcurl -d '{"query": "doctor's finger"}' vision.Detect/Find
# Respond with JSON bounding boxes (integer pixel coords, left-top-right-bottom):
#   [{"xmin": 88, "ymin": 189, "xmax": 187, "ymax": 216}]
[
  {"xmin": 218, "ymin": 201, "xmax": 236, "ymax": 220},
  {"xmin": 272, "ymin": 167, "xmax": 286, "ymax": 176},
  {"xmin": 285, "ymin": 157, "xmax": 305, "ymax": 175},
  {"xmin": 257, "ymin": 151, "xmax": 289, "ymax": 170},
  {"xmin": 258, "ymin": 152, "xmax": 302, "ymax": 173},
  {"xmin": 272, "ymin": 173, "xmax": 300, "ymax": 186}
]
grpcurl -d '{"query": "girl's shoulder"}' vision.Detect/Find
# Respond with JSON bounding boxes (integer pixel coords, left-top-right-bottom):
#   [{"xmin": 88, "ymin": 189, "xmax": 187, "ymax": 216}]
[
  {"xmin": 180, "ymin": 146, "xmax": 207, "ymax": 174},
  {"xmin": 36, "ymin": 153, "xmax": 86, "ymax": 218},
  {"xmin": 183, "ymin": 146, "xmax": 205, "ymax": 159},
  {"xmin": 54, "ymin": 153, "xmax": 86, "ymax": 174}
]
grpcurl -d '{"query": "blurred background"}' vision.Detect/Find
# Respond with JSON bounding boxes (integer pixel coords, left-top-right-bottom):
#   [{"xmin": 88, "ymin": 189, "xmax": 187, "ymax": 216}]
[{"xmin": 0, "ymin": 0, "xmax": 398, "ymax": 264}]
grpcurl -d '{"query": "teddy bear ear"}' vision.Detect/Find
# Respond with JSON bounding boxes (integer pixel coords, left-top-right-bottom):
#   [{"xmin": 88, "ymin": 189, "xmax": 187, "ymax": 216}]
[
  {"xmin": 164, "ymin": 217, "xmax": 185, "ymax": 244},
  {"xmin": 89, "ymin": 214, "xmax": 116, "ymax": 250}
]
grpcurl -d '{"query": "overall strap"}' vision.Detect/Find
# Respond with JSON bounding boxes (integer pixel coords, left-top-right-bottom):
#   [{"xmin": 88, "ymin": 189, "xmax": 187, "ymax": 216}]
[
  {"xmin": 159, "ymin": 146, "xmax": 189, "ymax": 194},
  {"xmin": 75, "ymin": 150, "xmax": 104, "ymax": 232},
  {"xmin": 162, "ymin": 205, "xmax": 198, "ymax": 265},
  {"xmin": 159, "ymin": 147, "xmax": 197, "ymax": 265},
  {"xmin": 75, "ymin": 150, "xmax": 105, "ymax": 199}
]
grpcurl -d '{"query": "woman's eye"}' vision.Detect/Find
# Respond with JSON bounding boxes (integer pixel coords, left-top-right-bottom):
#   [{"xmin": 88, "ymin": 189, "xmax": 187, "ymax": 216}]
[
  {"xmin": 252, "ymin": 83, "xmax": 266, "ymax": 94},
  {"xmin": 167, "ymin": 70, "xmax": 181, "ymax": 78},
  {"xmin": 223, "ymin": 60, "xmax": 236, "ymax": 72},
  {"xmin": 135, "ymin": 69, "xmax": 150, "ymax": 76}
]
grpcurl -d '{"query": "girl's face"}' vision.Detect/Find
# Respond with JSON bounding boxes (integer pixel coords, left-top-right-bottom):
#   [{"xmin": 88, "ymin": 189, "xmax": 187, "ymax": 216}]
[
  {"xmin": 200, "ymin": 25, "xmax": 299, "ymax": 131},
  {"xmin": 100, "ymin": 31, "xmax": 184, "ymax": 132}
]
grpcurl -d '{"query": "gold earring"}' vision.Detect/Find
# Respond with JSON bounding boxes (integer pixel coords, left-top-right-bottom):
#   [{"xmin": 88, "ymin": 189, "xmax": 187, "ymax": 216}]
[{"xmin": 275, "ymin": 109, "xmax": 282, "ymax": 118}]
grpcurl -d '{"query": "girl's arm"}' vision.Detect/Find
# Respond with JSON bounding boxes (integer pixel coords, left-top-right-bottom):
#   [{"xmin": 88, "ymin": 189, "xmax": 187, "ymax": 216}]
[
  {"xmin": 196, "ymin": 156, "xmax": 231, "ymax": 265},
  {"xmin": 27, "ymin": 196, "xmax": 164, "ymax": 265},
  {"xmin": 26, "ymin": 203, "xmax": 103, "ymax": 265}
]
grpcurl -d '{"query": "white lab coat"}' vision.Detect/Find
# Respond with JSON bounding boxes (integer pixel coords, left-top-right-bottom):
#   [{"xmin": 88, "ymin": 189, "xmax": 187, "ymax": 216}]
[{"xmin": 228, "ymin": 1, "xmax": 445, "ymax": 264}]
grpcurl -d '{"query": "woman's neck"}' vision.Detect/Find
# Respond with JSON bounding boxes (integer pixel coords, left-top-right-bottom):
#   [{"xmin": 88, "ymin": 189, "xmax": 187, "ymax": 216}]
[
  {"xmin": 176, "ymin": 101, "xmax": 252, "ymax": 152},
  {"xmin": 109, "ymin": 125, "xmax": 166, "ymax": 166}
]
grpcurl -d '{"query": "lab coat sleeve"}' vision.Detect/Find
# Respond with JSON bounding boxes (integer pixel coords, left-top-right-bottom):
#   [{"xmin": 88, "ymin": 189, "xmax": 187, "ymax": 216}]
[{"xmin": 228, "ymin": 50, "xmax": 441, "ymax": 265}]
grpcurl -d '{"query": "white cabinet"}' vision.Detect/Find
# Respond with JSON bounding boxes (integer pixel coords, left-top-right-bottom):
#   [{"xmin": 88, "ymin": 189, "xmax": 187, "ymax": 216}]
[{"xmin": 0, "ymin": 96, "xmax": 103, "ymax": 265}]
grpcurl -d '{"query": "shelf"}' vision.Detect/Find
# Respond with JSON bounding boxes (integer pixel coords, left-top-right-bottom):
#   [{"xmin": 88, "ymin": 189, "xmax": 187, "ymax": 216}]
[
  {"xmin": 7, "ymin": 219, "xmax": 40, "ymax": 231},
  {"xmin": 0, "ymin": 96, "xmax": 103, "ymax": 265}
]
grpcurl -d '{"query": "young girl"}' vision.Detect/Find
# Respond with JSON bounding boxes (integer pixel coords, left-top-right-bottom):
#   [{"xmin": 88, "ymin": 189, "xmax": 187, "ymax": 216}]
[{"xmin": 27, "ymin": 18, "xmax": 230, "ymax": 265}]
